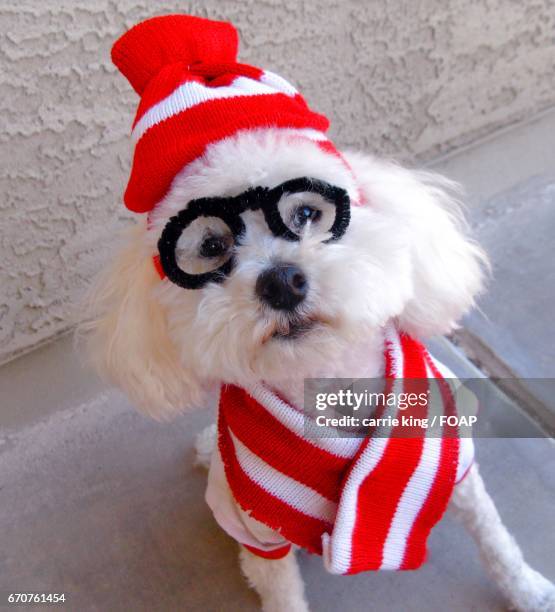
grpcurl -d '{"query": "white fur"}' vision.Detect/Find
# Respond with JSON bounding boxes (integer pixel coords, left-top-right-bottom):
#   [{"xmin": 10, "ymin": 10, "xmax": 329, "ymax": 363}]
[
  {"xmin": 79, "ymin": 223, "xmax": 205, "ymax": 418},
  {"xmin": 239, "ymin": 546, "xmax": 309, "ymax": 612},
  {"xmin": 451, "ymin": 465, "xmax": 555, "ymax": 612},
  {"xmin": 82, "ymin": 129, "xmax": 487, "ymax": 415},
  {"xmin": 82, "ymin": 128, "xmax": 553, "ymax": 610},
  {"xmin": 194, "ymin": 423, "xmax": 217, "ymax": 469}
]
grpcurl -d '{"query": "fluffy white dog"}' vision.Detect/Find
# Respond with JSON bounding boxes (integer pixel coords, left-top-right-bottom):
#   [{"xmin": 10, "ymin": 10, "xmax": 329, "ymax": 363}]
[
  {"xmin": 84, "ymin": 129, "xmax": 554, "ymax": 612},
  {"xmin": 83, "ymin": 14, "xmax": 555, "ymax": 612}
]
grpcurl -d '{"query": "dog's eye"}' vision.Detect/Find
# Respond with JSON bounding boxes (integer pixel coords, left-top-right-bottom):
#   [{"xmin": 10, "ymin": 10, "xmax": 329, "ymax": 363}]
[
  {"xmin": 293, "ymin": 205, "xmax": 322, "ymax": 228},
  {"xmin": 278, "ymin": 191, "xmax": 337, "ymax": 239},
  {"xmin": 199, "ymin": 234, "xmax": 232, "ymax": 259}
]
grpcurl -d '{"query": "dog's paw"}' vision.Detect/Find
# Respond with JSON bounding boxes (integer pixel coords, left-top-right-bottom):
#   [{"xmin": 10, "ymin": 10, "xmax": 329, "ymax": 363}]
[
  {"xmin": 534, "ymin": 582, "xmax": 555, "ymax": 612},
  {"xmin": 508, "ymin": 567, "xmax": 555, "ymax": 612},
  {"xmin": 194, "ymin": 423, "xmax": 217, "ymax": 469}
]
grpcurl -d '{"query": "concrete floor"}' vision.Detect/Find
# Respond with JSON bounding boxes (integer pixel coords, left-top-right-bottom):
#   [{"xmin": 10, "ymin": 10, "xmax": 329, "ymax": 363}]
[
  {"xmin": 431, "ymin": 109, "xmax": 555, "ymax": 431},
  {"xmin": 2, "ymin": 109, "xmax": 555, "ymax": 611},
  {"xmin": 1, "ymin": 336, "xmax": 554, "ymax": 612}
]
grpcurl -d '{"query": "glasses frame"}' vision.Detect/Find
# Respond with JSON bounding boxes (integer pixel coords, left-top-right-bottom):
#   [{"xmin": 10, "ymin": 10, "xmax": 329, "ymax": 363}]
[{"xmin": 157, "ymin": 177, "xmax": 351, "ymax": 290}]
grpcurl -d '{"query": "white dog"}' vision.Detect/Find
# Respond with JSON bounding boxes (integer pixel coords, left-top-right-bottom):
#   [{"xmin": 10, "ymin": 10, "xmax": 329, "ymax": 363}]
[{"xmin": 82, "ymin": 15, "xmax": 555, "ymax": 612}]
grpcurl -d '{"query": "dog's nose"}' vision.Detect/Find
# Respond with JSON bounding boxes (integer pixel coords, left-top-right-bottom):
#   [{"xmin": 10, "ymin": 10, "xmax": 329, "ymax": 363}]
[{"xmin": 255, "ymin": 263, "xmax": 308, "ymax": 311}]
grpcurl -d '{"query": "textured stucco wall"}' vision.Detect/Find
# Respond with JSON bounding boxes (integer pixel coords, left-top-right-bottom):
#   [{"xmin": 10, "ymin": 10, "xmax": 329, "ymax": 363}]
[{"xmin": 1, "ymin": 0, "xmax": 555, "ymax": 363}]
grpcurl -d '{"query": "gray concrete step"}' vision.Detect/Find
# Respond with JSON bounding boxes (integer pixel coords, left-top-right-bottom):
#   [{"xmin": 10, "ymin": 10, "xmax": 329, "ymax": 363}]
[
  {"xmin": 465, "ymin": 174, "xmax": 555, "ymax": 379},
  {"xmin": 1, "ymin": 334, "xmax": 554, "ymax": 611},
  {"xmin": 431, "ymin": 108, "xmax": 555, "ymax": 432}
]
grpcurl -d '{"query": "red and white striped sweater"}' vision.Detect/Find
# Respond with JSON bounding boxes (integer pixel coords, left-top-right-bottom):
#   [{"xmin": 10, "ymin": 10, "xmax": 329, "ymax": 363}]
[{"xmin": 206, "ymin": 325, "xmax": 474, "ymax": 573}]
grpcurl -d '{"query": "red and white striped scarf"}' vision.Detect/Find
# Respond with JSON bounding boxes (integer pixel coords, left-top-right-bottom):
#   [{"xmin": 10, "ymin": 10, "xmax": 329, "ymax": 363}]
[{"xmin": 217, "ymin": 326, "xmax": 473, "ymax": 574}]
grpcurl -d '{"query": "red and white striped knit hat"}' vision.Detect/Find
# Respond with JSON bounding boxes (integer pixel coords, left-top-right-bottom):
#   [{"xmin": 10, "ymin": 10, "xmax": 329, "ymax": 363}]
[{"xmin": 112, "ymin": 14, "xmax": 331, "ymax": 213}]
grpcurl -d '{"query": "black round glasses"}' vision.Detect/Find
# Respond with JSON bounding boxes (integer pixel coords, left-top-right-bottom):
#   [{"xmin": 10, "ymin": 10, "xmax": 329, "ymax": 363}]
[{"xmin": 157, "ymin": 177, "xmax": 351, "ymax": 290}]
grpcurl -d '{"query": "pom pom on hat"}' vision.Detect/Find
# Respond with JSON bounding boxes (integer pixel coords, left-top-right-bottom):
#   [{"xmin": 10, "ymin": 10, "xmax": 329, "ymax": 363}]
[
  {"xmin": 112, "ymin": 14, "xmax": 331, "ymax": 213},
  {"xmin": 112, "ymin": 14, "xmax": 238, "ymax": 95}
]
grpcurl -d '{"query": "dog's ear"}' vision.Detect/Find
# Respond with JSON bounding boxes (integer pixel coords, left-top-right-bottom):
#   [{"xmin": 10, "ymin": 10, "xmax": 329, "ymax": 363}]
[
  {"xmin": 78, "ymin": 223, "xmax": 205, "ymax": 419},
  {"xmin": 346, "ymin": 152, "xmax": 488, "ymax": 337}
]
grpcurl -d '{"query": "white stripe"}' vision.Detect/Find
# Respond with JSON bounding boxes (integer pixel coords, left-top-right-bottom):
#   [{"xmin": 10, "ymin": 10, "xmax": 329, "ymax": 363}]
[
  {"xmin": 457, "ymin": 437, "xmax": 474, "ymax": 482},
  {"xmin": 132, "ymin": 75, "xmax": 296, "ymax": 143},
  {"xmin": 430, "ymin": 357, "xmax": 457, "ymax": 380},
  {"xmin": 427, "ymin": 355, "xmax": 475, "ymax": 482},
  {"xmin": 323, "ymin": 437, "xmax": 391, "ymax": 573},
  {"xmin": 325, "ymin": 397, "xmax": 401, "ymax": 573},
  {"xmin": 380, "ymin": 361, "xmax": 452, "ymax": 569},
  {"xmin": 324, "ymin": 325, "xmax": 404, "ymax": 573},
  {"xmin": 380, "ymin": 431, "xmax": 441, "ymax": 568},
  {"xmin": 230, "ymin": 431, "xmax": 337, "ymax": 524},
  {"xmin": 248, "ymin": 383, "xmax": 362, "ymax": 459},
  {"xmin": 260, "ymin": 70, "xmax": 298, "ymax": 96},
  {"xmin": 278, "ymin": 127, "xmax": 328, "ymax": 142},
  {"xmin": 250, "ymin": 325, "xmax": 403, "ymax": 461},
  {"xmin": 384, "ymin": 325, "xmax": 404, "ymax": 377}
]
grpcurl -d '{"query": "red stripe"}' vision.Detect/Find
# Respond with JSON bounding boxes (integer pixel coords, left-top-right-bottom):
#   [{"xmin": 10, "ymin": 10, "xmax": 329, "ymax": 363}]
[
  {"xmin": 314, "ymin": 140, "xmax": 365, "ymax": 204},
  {"xmin": 125, "ymin": 93, "xmax": 329, "ymax": 212},
  {"xmin": 399, "ymin": 353, "xmax": 459, "ymax": 569},
  {"xmin": 243, "ymin": 543, "xmax": 291, "ymax": 560},
  {"xmin": 204, "ymin": 73, "xmax": 237, "ymax": 88},
  {"xmin": 194, "ymin": 62, "xmax": 264, "ymax": 86},
  {"xmin": 218, "ymin": 408, "xmax": 331, "ymax": 554},
  {"xmin": 399, "ymin": 437, "xmax": 458, "ymax": 569},
  {"xmin": 400, "ymin": 333, "xmax": 428, "ymax": 379},
  {"xmin": 221, "ymin": 385, "xmax": 350, "ymax": 502},
  {"xmin": 152, "ymin": 255, "xmax": 165, "ymax": 279},
  {"xmin": 348, "ymin": 334, "xmax": 429, "ymax": 572},
  {"xmin": 348, "ymin": 439, "xmax": 425, "ymax": 572},
  {"xmin": 331, "ymin": 336, "xmax": 395, "ymax": 573},
  {"xmin": 383, "ymin": 331, "xmax": 397, "ymax": 377}
]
